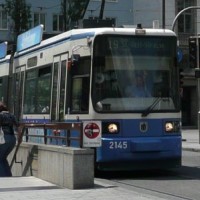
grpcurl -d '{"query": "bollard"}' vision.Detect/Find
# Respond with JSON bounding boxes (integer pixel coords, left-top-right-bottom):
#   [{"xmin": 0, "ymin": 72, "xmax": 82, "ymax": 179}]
[{"xmin": 198, "ymin": 111, "xmax": 200, "ymax": 144}]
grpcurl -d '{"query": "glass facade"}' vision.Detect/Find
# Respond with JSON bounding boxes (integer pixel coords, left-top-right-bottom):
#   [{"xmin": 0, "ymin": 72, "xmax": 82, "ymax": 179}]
[{"xmin": 177, "ymin": 0, "xmax": 195, "ymax": 33}]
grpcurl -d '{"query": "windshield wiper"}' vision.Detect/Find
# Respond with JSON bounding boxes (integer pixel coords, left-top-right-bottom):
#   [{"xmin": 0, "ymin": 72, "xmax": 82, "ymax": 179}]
[{"xmin": 141, "ymin": 97, "xmax": 169, "ymax": 117}]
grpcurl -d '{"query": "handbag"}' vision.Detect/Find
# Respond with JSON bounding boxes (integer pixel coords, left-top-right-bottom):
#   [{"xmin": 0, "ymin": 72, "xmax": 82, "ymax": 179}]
[{"xmin": 0, "ymin": 126, "xmax": 5, "ymax": 144}]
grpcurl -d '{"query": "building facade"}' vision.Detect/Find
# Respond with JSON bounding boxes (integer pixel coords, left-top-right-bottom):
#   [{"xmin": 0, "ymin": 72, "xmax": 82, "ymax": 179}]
[
  {"xmin": 0, "ymin": 0, "xmax": 198, "ymax": 127},
  {"xmin": 0, "ymin": 0, "xmax": 177, "ymax": 43}
]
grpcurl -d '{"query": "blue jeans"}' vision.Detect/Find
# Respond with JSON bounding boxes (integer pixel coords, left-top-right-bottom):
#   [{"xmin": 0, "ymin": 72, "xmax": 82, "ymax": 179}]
[{"xmin": 0, "ymin": 134, "xmax": 16, "ymax": 177}]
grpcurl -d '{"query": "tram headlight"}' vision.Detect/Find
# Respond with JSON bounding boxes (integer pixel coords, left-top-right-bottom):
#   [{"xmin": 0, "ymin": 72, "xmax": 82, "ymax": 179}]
[
  {"xmin": 165, "ymin": 121, "xmax": 180, "ymax": 133},
  {"xmin": 108, "ymin": 123, "xmax": 118, "ymax": 133},
  {"xmin": 102, "ymin": 122, "xmax": 120, "ymax": 134}
]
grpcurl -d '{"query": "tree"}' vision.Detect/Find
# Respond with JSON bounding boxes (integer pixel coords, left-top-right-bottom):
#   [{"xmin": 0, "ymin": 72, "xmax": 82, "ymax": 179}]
[
  {"xmin": 4, "ymin": 0, "xmax": 31, "ymax": 40},
  {"xmin": 61, "ymin": 0, "xmax": 90, "ymax": 31}
]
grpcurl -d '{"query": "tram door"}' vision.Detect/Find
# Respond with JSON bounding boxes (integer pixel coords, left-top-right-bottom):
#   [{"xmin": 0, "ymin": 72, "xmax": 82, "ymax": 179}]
[
  {"xmin": 14, "ymin": 66, "xmax": 25, "ymax": 120},
  {"xmin": 51, "ymin": 54, "xmax": 68, "ymax": 121}
]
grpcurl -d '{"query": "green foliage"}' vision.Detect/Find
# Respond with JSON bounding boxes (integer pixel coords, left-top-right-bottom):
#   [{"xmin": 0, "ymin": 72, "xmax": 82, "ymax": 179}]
[
  {"xmin": 61, "ymin": 0, "xmax": 90, "ymax": 30},
  {"xmin": 4, "ymin": 0, "xmax": 31, "ymax": 38},
  {"xmin": 68, "ymin": 0, "xmax": 90, "ymax": 20}
]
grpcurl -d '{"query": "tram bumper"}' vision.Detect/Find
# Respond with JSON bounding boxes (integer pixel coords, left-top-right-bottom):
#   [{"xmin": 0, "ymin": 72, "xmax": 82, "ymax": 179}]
[
  {"xmin": 96, "ymin": 136, "xmax": 182, "ymax": 171},
  {"xmin": 130, "ymin": 138, "xmax": 162, "ymax": 152}
]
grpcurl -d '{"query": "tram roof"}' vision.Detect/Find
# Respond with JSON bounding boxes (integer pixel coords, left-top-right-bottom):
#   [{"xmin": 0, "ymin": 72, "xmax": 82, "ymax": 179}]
[
  {"xmin": 0, "ymin": 54, "xmax": 11, "ymax": 64},
  {"xmin": 14, "ymin": 27, "xmax": 176, "ymax": 57}
]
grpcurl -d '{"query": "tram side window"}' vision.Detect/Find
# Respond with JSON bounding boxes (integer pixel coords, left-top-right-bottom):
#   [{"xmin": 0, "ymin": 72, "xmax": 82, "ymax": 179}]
[
  {"xmin": 23, "ymin": 66, "xmax": 51, "ymax": 114},
  {"xmin": 37, "ymin": 67, "xmax": 51, "ymax": 113}
]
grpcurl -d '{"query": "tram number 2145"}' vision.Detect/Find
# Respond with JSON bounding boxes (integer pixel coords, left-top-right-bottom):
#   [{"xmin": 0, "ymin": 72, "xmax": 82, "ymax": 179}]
[{"xmin": 109, "ymin": 141, "xmax": 128, "ymax": 149}]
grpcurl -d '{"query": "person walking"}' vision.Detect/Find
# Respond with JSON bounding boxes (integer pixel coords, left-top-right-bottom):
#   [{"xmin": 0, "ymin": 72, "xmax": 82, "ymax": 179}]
[{"xmin": 0, "ymin": 102, "xmax": 21, "ymax": 177}]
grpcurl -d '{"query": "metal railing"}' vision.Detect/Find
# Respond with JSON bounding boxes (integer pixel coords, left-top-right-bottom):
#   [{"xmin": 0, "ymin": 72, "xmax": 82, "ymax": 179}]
[
  {"xmin": 18, "ymin": 122, "xmax": 83, "ymax": 147},
  {"xmin": 10, "ymin": 122, "xmax": 83, "ymax": 169}
]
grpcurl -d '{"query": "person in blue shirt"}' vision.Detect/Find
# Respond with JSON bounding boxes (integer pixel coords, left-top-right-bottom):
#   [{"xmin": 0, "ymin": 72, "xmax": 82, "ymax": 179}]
[
  {"xmin": 0, "ymin": 102, "xmax": 21, "ymax": 177},
  {"xmin": 126, "ymin": 73, "xmax": 151, "ymax": 97}
]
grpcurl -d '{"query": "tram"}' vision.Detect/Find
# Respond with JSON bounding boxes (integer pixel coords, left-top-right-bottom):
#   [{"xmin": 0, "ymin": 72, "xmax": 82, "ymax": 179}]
[{"xmin": 0, "ymin": 24, "xmax": 182, "ymax": 170}]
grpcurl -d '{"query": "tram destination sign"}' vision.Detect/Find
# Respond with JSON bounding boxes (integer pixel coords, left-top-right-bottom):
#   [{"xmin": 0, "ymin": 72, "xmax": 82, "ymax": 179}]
[
  {"xmin": 0, "ymin": 42, "xmax": 7, "ymax": 59},
  {"xmin": 107, "ymin": 36, "xmax": 176, "ymax": 56},
  {"xmin": 17, "ymin": 24, "xmax": 44, "ymax": 52}
]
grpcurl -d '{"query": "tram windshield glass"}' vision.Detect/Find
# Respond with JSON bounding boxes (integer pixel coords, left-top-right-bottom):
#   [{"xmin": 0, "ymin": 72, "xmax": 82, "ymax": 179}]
[{"xmin": 92, "ymin": 34, "xmax": 180, "ymax": 113}]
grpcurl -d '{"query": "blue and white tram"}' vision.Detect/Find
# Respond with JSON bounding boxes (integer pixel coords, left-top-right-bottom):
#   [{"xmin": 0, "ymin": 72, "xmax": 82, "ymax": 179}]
[
  {"xmin": 0, "ymin": 54, "xmax": 11, "ymax": 104},
  {"xmin": 10, "ymin": 26, "xmax": 181, "ymax": 170}
]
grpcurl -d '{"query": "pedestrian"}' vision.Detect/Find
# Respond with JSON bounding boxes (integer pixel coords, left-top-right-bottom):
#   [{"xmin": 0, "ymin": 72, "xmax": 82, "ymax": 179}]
[{"xmin": 0, "ymin": 102, "xmax": 21, "ymax": 177}]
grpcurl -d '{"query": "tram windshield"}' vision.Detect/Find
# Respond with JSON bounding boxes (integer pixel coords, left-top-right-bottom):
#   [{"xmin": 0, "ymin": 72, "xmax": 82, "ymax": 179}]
[{"xmin": 92, "ymin": 34, "xmax": 180, "ymax": 113}]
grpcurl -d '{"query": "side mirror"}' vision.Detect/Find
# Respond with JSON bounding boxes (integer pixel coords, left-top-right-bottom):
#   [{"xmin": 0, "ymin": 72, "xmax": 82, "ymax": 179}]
[{"xmin": 71, "ymin": 54, "xmax": 80, "ymax": 67}]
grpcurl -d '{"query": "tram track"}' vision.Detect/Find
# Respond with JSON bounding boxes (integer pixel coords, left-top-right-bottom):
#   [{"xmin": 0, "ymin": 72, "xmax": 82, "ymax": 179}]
[
  {"xmin": 96, "ymin": 167, "xmax": 199, "ymax": 200},
  {"xmin": 106, "ymin": 178, "xmax": 193, "ymax": 200}
]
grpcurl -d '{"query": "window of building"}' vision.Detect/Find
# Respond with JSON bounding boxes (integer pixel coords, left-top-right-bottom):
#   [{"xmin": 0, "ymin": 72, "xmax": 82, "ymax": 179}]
[
  {"xmin": 177, "ymin": 0, "xmax": 195, "ymax": 33},
  {"xmin": 53, "ymin": 14, "xmax": 63, "ymax": 32},
  {"xmin": 91, "ymin": 0, "xmax": 118, "ymax": 2},
  {"xmin": 0, "ymin": 10, "xmax": 8, "ymax": 29},
  {"xmin": 34, "ymin": 13, "xmax": 46, "ymax": 30}
]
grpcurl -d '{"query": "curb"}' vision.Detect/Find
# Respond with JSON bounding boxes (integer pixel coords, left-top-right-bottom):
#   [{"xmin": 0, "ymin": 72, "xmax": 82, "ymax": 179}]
[{"xmin": 182, "ymin": 146, "xmax": 200, "ymax": 152}]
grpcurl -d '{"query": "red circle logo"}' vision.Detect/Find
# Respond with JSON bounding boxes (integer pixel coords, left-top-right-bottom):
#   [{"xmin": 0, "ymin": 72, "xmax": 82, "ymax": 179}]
[{"xmin": 84, "ymin": 123, "xmax": 100, "ymax": 139}]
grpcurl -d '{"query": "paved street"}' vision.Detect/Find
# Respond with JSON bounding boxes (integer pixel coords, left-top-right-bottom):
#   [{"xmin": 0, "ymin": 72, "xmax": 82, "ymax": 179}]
[
  {"xmin": 182, "ymin": 129, "xmax": 200, "ymax": 151},
  {"xmin": 0, "ymin": 129, "xmax": 199, "ymax": 200}
]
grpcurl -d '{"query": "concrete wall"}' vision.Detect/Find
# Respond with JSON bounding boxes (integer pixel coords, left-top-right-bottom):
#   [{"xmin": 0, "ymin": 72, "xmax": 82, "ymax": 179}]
[{"xmin": 8, "ymin": 143, "xmax": 94, "ymax": 189}]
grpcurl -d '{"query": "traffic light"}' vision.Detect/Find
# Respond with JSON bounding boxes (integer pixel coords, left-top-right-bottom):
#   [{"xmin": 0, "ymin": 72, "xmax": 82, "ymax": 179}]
[
  {"xmin": 179, "ymin": 69, "xmax": 184, "ymax": 97},
  {"xmin": 179, "ymin": 69, "xmax": 184, "ymax": 87},
  {"xmin": 189, "ymin": 37, "xmax": 198, "ymax": 68}
]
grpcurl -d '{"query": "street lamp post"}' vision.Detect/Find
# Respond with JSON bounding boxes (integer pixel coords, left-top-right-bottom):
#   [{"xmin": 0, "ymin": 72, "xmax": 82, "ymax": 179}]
[
  {"xmin": 172, "ymin": 6, "xmax": 200, "ymax": 32},
  {"xmin": 162, "ymin": 0, "xmax": 165, "ymax": 28},
  {"xmin": 172, "ymin": 6, "xmax": 200, "ymax": 143}
]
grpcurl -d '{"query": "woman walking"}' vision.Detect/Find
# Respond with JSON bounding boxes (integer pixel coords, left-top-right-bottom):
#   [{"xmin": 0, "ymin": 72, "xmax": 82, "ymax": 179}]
[{"xmin": 0, "ymin": 102, "xmax": 21, "ymax": 177}]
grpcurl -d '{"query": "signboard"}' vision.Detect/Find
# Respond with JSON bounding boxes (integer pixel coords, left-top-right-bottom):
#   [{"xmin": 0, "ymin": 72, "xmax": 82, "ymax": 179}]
[
  {"xmin": 83, "ymin": 121, "xmax": 102, "ymax": 147},
  {"xmin": 0, "ymin": 42, "xmax": 7, "ymax": 59},
  {"xmin": 17, "ymin": 24, "xmax": 43, "ymax": 52}
]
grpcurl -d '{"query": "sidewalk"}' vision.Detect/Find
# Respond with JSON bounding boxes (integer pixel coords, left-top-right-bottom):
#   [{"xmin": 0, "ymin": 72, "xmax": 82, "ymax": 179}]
[
  {"xmin": 0, "ymin": 176, "xmax": 168, "ymax": 200},
  {"xmin": 182, "ymin": 129, "xmax": 200, "ymax": 151},
  {"xmin": 0, "ymin": 129, "xmax": 199, "ymax": 200}
]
